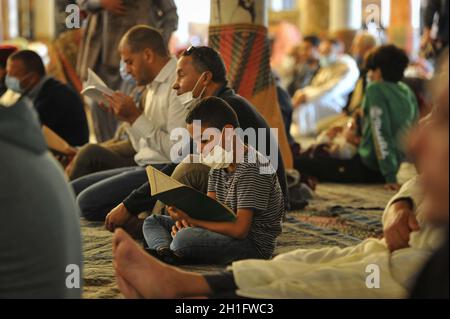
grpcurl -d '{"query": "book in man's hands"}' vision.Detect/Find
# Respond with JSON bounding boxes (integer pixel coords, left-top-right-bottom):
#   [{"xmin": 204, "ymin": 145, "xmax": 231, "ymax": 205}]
[
  {"xmin": 146, "ymin": 166, "xmax": 236, "ymax": 222},
  {"xmin": 81, "ymin": 69, "xmax": 114, "ymax": 106}
]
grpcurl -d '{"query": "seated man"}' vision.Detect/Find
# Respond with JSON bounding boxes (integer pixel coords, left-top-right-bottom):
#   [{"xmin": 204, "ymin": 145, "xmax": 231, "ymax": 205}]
[
  {"xmin": 295, "ymin": 45, "xmax": 419, "ymax": 191},
  {"xmin": 5, "ymin": 50, "xmax": 89, "ymax": 147},
  {"xmin": 0, "ymin": 99, "xmax": 82, "ymax": 298},
  {"xmin": 287, "ymin": 36, "xmax": 320, "ymax": 97},
  {"xmin": 303, "ymin": 32, "xmax": 377, "ymax": 135},
  {"xmin": 104, "ymin": 46, "xmax": 289, "ymax": 234},
  {"xmin": 111, "ymin": 81, "xmax": 449, "ymax": 298},
  {"xmin": 292, "ymin": 38, "xmax": 360, "ymax": 136},
  {"xmin": 142, "ymin": 97, "xmax": 285, "ymax": 265},
  {"xmin": 71, "ymin": 25, "xmax": 187, "ymax": 221}
]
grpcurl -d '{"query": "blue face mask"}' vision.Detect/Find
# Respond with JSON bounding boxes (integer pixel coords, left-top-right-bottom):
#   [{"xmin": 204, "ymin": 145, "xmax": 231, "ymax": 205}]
[
  {"xmin": 5, "ymin": 75, "xmax": 24, "ymax": 94},
  {"xmin": 120, "ymin": 60, "xmax": 136, "ymax": 85}
]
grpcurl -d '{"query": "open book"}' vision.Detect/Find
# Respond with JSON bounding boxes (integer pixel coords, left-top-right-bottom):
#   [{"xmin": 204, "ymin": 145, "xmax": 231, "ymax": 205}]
[
  {"xmin": 81, "ymin": 69, "xmax": 114, "ymax": 105},
  {"xmin": 146, "ymin": 166, "xmax": 236, "ymax": 222}
]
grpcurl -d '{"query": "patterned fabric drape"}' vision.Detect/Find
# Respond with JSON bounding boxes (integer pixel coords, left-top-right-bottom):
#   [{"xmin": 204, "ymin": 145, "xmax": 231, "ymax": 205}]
[{"xmin": 209, "ymin": 24, "xmax": 293, "ymax": 168}]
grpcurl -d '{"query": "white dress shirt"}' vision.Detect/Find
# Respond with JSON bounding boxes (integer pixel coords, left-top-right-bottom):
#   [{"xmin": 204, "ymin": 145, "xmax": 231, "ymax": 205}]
[{"xmin": 126, "ymin": 57, "xmax": 187, "ymax": 166}]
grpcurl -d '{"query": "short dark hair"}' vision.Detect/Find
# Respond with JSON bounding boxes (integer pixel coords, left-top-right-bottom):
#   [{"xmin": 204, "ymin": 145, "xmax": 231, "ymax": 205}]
[
  {"xmin": 9, "ymin": 50, "xmax": 46, "ymax": 77},
  {"xmin": 186, "ymin": 97, "xmax": 240, "ymax": 130},
  {"xmin": 303, "ymin": 35, "xmax": 320, "ymax": 47},
  {"xmin": 182, "ymin": 46, "xmax": 227, "ymax": 84},
  {"xmin": 121, "ymin": 25, "xmax": 168, "ymax": 56},
  {"xmin": 365, "ymin": 45, "xmax": 409, "ymax": 82}
]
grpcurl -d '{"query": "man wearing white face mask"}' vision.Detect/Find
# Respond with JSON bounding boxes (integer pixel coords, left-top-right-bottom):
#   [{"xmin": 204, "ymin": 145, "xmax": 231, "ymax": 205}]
[{"xmin": 292, "ymin": 38, "xmax": 360, "ymax": 136}]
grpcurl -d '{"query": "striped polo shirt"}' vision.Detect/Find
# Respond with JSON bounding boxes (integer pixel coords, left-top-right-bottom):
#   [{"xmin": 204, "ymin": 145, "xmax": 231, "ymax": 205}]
[{"xmin": 207, "ymin": 146, "xmax": 285, "ymax": 259}]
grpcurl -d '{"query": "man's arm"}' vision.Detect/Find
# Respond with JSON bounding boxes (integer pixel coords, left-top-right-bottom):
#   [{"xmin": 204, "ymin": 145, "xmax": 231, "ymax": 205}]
[
  {"xmin": 383, "ymin": 176, "xmax": 422, "ymax": 252},
  {"xmin": 168, "ymin": 207, "xmax": 254, "ymax": 240},
  {"xmin": 122, "ymin": 181, "xmax": 153, "ymax": 215},
  {"xmin": 126, "ymin": 90, "xmax": 187, "ymax": 162}
]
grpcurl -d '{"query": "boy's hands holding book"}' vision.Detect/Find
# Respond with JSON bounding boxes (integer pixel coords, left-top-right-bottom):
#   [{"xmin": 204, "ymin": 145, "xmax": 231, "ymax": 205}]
[
  {"xmin": 167, "ymin": 206, "xmax": 192, "ymax": 223},
  {"xmin": 167, "ymin": 207, "xmax": 192, "ymax": 237},
  {"xmin": 171, "ymin": 220, "xmax": 191, "ymax": 237}
]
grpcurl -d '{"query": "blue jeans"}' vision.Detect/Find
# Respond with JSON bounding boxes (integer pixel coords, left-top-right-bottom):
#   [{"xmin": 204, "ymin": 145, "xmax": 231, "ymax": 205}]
[
  {"xmin": 143, "ymin": 215, "xmax": 262, "ymax": 265},
  {"xmin": 72, "ymin": 165, "xmax": 167, "ymax": 221}
]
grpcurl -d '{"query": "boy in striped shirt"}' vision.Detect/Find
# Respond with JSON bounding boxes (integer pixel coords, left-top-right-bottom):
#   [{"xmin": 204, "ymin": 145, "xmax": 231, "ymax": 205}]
[{"xmin": 142, "ymin": 97, "xmax": 285, "ymax": 264}]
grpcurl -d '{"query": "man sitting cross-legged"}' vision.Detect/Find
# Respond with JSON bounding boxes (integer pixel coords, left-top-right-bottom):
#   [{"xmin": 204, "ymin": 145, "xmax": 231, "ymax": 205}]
[{"xmin": 141, "ymin": 97, "xmax": 285, "ymax": 265}]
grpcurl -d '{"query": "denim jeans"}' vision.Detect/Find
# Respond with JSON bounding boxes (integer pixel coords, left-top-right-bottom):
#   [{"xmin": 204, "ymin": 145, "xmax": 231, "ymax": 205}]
[
  {"xmin": 143, "ymin": 215, "xmax": 262, "ymax": 265},
  {"xmin": 71, "ymin": 164, "xmax": 168, "ymax": 221}
]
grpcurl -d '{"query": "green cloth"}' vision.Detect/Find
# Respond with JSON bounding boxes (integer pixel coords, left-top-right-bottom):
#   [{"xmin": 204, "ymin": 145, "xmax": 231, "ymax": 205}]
[{"xmin": 358, "ymin": 81, "xmax": 419, "ymax": 184}]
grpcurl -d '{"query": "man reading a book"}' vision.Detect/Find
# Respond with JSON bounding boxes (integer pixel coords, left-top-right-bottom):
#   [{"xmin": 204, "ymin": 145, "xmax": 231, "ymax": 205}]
[{"xmin": 141, "ymin": 97, "xmax": 285, "ymax": 265}]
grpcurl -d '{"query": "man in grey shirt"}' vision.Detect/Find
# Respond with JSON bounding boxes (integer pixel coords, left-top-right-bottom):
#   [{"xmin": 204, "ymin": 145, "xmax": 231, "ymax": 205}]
[{"xmin": 0, "ymin": 98, "xmax": 82, "ymax": 298}]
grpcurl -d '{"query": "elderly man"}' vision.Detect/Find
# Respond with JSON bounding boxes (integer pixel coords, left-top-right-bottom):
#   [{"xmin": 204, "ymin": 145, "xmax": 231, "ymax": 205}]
[
  {"xmin": 110, "ymin": 53, "xmax": 449, "ymax": 299},
  {"xmin": 292, "ymin": 38, "xmax": 360, "ymax": 135}
]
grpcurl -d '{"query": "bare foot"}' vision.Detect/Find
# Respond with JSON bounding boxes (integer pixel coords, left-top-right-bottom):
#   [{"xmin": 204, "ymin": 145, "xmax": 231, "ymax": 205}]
[
  {"xmin": 113, "ymin": 228, "xmax": 179, "ymax": 299},
  {"xmin": 116, "ymin": 273, "xmax": 143, "ymax": 299}
]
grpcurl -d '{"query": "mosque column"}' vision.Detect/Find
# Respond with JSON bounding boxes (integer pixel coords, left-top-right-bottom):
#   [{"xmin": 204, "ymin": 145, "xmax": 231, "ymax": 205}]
[
  {"xmin": 32, "ymin": 0, "xmax": 55, "ymax": 41},
  {"xmin": 0, "ymin": 1, "xmax": 4, "ymax": 41},
  {"xmin": 389, "ymin": 0, "xmax": 415, "ymax": 54},
  {"xmin": 329, "ymin": 0, "xmax": 362, "ymax": 53},
  {"xmin": 1, "ymin": 0, "xmax": 20, "ymax": 41},
  {"xmin": 297, "ymin": 0, "xmax": 329, "ymax": 37},
  {"xmin": 209, "ymin": 0, "xmax": 294, "ymax": 169}
]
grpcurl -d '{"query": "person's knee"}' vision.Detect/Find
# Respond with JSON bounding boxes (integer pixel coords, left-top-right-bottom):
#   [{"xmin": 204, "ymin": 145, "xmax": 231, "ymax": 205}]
[
  {"xmin": 76, "ymin": 189, "xmax": 103, "ymax": 221},
  {"xmin": 70, "ymin": 144, "xmax": 106, "ymax": 180},
  {"xmin": 142, "ymin": 215, "xmax": 166, "ymax": 236},
  {"xmin": 170, "ymin": 227, "xmax": 203, "ymax": 257},
  {"xmin": 172, "ymin": 162, "xmax": 210, "ymax": 192}
]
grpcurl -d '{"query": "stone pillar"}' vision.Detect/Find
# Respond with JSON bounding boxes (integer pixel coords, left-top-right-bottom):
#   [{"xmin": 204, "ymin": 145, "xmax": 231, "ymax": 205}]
[
  {"xmin": 389, "ymin": 0, "xmax": 413, "ymax": 54},
  {"xmin": 329, "ymin": 0, "xmax": 362, "ymax": 52},
  {"xmin": 1, "ymin": 0, "xmax": 20, "ymax": 40},
  {"xmin": 0, "ymin": 1, "xmax": 4, "ymax": 41},
  {"xmin": 209, "ymin": 0, "xmax": 294, "ymax": 169},
  {"xmin": 297, "ymin": 0, "xmax": 329, "ymax": 37},
  {"xmin": 33, "ymin": 0, "xmax": 56, "ymax": 40}
]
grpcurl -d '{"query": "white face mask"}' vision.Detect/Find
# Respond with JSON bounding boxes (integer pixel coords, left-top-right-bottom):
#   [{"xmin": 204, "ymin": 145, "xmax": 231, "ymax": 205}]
[
  {"xmin": 201, "ymin": 144, "xmax": 234, "ymax": 169},
  {"xmin": 178, "ymin": 73, "xmax": 207, "ymax": 108}
]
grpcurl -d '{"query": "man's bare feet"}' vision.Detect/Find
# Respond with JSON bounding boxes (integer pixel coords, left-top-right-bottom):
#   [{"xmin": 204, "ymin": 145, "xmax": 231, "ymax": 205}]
[{"xmin": 113, "ymin": 228, "xmax": 179, "ymax": 299}]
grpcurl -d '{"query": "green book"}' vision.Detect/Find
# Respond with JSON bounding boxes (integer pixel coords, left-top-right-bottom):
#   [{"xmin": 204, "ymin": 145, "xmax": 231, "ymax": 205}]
[{"xmin": 146, "ymin": 166, "xmax": 236, "ymax": 222}]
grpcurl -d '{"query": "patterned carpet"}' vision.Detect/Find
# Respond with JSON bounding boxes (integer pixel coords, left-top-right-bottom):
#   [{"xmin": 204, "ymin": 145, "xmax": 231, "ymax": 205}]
[{"xmin": 81, "ymin": 163, "xmax": 417, "ymax": 299}]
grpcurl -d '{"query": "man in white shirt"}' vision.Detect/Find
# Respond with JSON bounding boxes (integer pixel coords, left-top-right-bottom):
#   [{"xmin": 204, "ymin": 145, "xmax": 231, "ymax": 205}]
[
  {"xmin": 292, "ymin": 38, "xmax": 360, "ymax": 136},
  {"xmin": 71, "ymin": 25, "xmax": 187, "ymax": 221}
]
